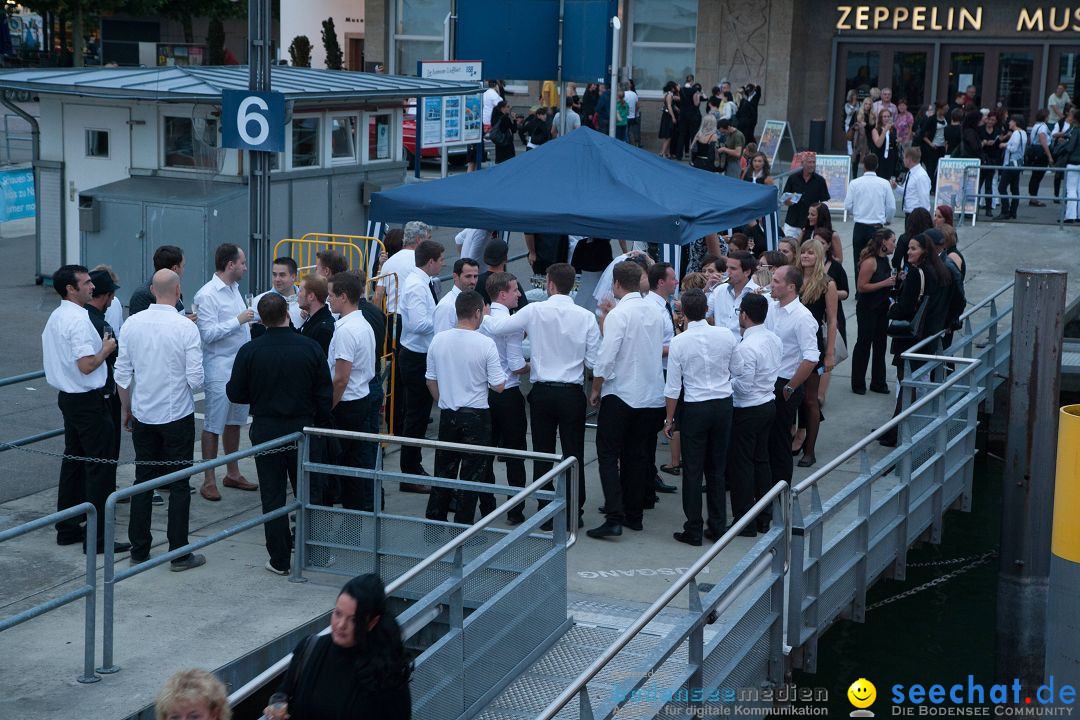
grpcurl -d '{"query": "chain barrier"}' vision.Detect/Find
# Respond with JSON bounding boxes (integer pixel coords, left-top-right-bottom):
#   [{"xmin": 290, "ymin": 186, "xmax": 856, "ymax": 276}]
[
  {"xmin": 0, "ymin": 440, "xmax": 296, "ymax": 466},
  {"xmin": 867, "ymin": 550, "xmax": 998, "ymax": 611}
]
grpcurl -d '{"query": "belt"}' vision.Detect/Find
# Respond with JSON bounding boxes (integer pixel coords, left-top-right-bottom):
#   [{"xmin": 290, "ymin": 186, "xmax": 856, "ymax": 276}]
[
  {"xmin": 58, "ymin": 388, "xmax": 105, "ymax": 397},
  {"xmin": 535, "ymin": 381, "xmax": 579, "ymax": 389}
]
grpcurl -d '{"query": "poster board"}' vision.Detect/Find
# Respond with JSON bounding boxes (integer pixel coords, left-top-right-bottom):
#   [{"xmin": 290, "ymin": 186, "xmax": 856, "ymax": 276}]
[
  {"xmin": 813, "ymin": 155, "xmax": 852, "ymax": 217},
  {"xmin": 417, "ymin": 60, "xmax": 484, "ymax": 150},
  {"xmin": 934, "ymin": 158, "xmax": 981, "ymax": 217},
  {"xmin": 757, "ymin": 119, "xmax": 790, "ymax": 167}
]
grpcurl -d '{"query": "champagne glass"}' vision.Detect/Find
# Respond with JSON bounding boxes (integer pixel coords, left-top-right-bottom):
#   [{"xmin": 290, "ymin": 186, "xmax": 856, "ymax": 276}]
[{"xmin": 264, "ymin": 692, "xmax": 288, "ymax": 719}]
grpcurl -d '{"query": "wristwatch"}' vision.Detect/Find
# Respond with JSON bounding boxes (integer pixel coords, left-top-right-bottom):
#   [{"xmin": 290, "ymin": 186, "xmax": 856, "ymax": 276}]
[{"xmin": 784, "ymin": 384, "xmax": 795, "ymax": 395}]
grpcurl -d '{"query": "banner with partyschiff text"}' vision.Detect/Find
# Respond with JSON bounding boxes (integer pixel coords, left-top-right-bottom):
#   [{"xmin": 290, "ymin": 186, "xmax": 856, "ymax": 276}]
[
  {"xmin": 812, "ymin": 155, "xmax": 851, "ymax": 215},
  {"xmin": 935, "ymin": 158, "xmax": 981, "ymax": 219}
]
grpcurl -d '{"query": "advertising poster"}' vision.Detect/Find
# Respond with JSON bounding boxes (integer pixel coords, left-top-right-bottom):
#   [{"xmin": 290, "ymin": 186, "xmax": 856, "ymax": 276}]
[
  {"xmin": 463, "ymin": 95, "xmax": 482, "ymax": 143},
  {"xmin": 443, "ymin": 96, "xmax": 462, "ymax": 144},
  {"xmin": 757, "ymin": 120, "xmax": 787, "ymax": 166},
  {"xmin": 422, "ymin": 96, "xmax": 443, "ymax": 147},
  {"xmin": 0, "ymin": 168, "xmax": 36, "ymax": 222},
  {"xmin": 935, "ymin": 158, "xmax": 981, "ymax": 217},
  {"xmin": 813, "ymin": 155, "xmax": 852, "ymax": 213}
]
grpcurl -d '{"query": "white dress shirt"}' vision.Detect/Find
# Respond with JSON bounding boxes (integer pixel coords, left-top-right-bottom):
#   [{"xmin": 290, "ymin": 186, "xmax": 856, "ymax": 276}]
[
  {"xmin": 707, "ymin": 279, "xmax": 759, "ymax": 334},
  {"xmin": 253, "ymin": 288, "xmax": 304, "ymax": 328},
  {"xmin": 901, "ymin": 163, "xmax": 932, "ymax": 214},
  {"xmin": 375, "ymin": 248, "xmax": 416, "ymax": 314},
  {"xmin": 482, "ymin": 293, "xmax": 601, "ymax": 384},
  {"xmin": 663, "ymin": 320, "xmax": 736, "ymax": 403},
  {"xmin": 42, "ymin": 300, "xmax": 107, "ymax": 393},
  {"xmin": 482, "ymin": 87, "xmax": 502, "ymax": 126},
  {"xmin": 426, "ymin": 329, "xmax": 505, "ymax": 411},
  {"xmin": 106, "ymin": 296, "xmax": 124, "ymax": 333},
  {"xmin": 114, "ymin": 304, "xmax": 204, "ymax": 424},
  {"xmin": 731, "ymin": 324, "xmax": 783, "ymax": 408},
  {"xmin": 454, "ymin": 229, "xmax": 489, "ymax": 263},
  {"xmin": 594, "ymin": 293, "xmax": 666, "ymax": 408},
  {"xmin": 480, "ymin": 301, "xmax": 526, "ymax": 390},
  {"xmin": 399, "ymin": 267, "xmax": 437, "ymax": 353},
  {"xmin": 193, "ymin": 274, "xmax": 249, "ymax": 381},
  {"xmin": 845, "ymin": 170, "xmax": 896, "ymax": 224},
  {"xmin": 648, "ymin": 292, "xmax": 675, "ymax": 350},
  {"xmin": 763, "ymin": 298, "xmax": 820, "ymax": 380},
  {"xmin": 328, "ymin": 309, "xmax": 376, "ymax": 401},
  {"xmin": 432, "ymin": 285, "xmax": 462, "ymax": 337}
]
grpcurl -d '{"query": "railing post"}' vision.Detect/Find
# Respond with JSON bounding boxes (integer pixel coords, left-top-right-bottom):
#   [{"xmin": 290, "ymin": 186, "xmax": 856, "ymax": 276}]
[
  {"xmin": 374, "ymin": 442, "xmax": 384, "ymax": 577},
  {"xmin": 291, "ymin": 433, "xmax": 308, "ymax": 583},
  {"xmin": 450, "ymin": 545, "xmax": 465, "ymax": 715},
  {"xmin": 930, "ymin": 391, "xmax": 949, "ymax": 544},
  {"xmin": 787, "ymin": 498, "xmax": 807, "ymax": 667},
  {"xmin": 98, "ymin": 494, "xmax": 120, "ymax": 674},
  {"xmin": 986, "ymin": 299, "xmax": 999, "ymax": 413},
  {"xmin": 554, "ymin": 461, "xmax": 568, "ymax": 546},
  {"xmin": 852, "ymin": 481, "xmax": 870, "ymax": 623},
  {"xmin": 687, "ymin": 579, "xmax": 704, "ymax": 714},
  {"xmin": 578, "ymin": 686, "xmax": 596, "ymax": 720},
  {"xmin": 79, "ymin": 506, "xmax": 100, "ymax": 684},
  {"xmin": 769, "ymin": 497, "xmax": 786, "ymax": 688}
]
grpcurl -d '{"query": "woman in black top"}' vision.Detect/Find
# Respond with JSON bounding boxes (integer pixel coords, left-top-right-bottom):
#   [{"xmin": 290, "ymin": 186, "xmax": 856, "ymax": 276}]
[
  {"xmin": 943, "ymin": 108, "xmax": 964, "ymax": 156},
  {"xmin": 920, "ymin": 102, "xmax": 948, "ymax": 189},
  {"xmin": 490, "ymin": 101, "xmax": 516, "ymax": 164},
  {"xmin": 851, "ymin": 228, "xmax": 897, "ymax": 394},
  {"xmin": 580, "ymin": 83, "xmax": 600, "ymax": 127},
  {"xmin": 870, "ymin": 108, "xmax": 901, "ymax": 180},
  {"xmin": 892, "ymin": 206, "xmax": 933, "ymax": 277},
  {"xmin": 978, "ymin": 112, "xmax": 1003, "ymax": 218},
  {"xmin": 659, "ymin": 81, "xmax": 678, "ymax": 158},
  {"xmin": 957, "ymin": 110, "xmax": 982, "ymax": 159},
  {"xmin": 268, "ymin": 575, "xmax": 412, "ymax": 720},
  {"xmin": 800, "ymin": 202, "xmax": 844, "ymax": 263}
]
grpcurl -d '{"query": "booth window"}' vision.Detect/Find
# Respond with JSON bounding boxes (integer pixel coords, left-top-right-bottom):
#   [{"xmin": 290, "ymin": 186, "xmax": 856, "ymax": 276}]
[
  {"xmin": 393, "ymin": 0, "xmax": 445, "ymax": 74},
  {"xmin": 291, "ymin": 116, "xmax": 320, "ymax": 168},
  {"xmin": 629, "ymin": 0, "xmax": 698, "ymax": 96},
  {"xmin": 163, "ymin": 116, "xmax": 219, "ymax": 169},
  {"xmin": 330, "ymin": 115, "xmax": 359, "ymax": 163},
  {"xmin": 365, "ymin": 113, "xmax": 394, "ymax": 163},
  {"xmin": 86, "ymin": 130, "xmax": 109, "ymax": 158}
]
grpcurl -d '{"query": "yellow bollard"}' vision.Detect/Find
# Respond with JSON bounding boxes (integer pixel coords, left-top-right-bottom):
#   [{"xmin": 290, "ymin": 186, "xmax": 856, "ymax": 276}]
[{"xmin": 1046, "ymin": 405, "xmax": 1080, "ymax": 689}]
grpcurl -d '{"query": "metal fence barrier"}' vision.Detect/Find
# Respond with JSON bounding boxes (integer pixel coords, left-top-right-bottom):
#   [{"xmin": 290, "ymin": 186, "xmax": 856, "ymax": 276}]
[
  {"xmin": 958, "ymin": 163, "xmax": 1080, "ymax": 229},
  {"xmin": 0, "ymin": 502, "xmax": 99, "ymax": 683}
]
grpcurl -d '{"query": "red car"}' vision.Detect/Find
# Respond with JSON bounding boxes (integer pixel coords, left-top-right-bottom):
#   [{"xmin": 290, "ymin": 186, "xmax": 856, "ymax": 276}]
[{"xmin": 402, "ymin": 105, "xmax": 470, "ymax": 166}]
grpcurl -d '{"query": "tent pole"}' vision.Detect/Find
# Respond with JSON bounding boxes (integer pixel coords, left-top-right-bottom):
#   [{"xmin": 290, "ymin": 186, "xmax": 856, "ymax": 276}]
[
  {"xmin": 441, "ymin": 11, "xmax": 451, "ymax": 178},
  {"xmin": 608, "ymin": 16, "xmax": 621, "ymax": 138},
  {"xmin": 557, "ymin": 0, "xmax": 566, "ymax": 139}
]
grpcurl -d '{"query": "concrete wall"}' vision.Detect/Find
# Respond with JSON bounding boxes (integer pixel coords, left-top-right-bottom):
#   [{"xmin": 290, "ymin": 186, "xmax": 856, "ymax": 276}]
[{"xmin": 280, "ymin": 0, "xmax": 365, "ymax": 69}]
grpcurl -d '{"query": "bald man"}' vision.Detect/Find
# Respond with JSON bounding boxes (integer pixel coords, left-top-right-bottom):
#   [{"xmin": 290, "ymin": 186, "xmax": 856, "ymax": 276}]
[{"xmin": 115, "ymin": 269, "xmax": 206, "ymax": 571}]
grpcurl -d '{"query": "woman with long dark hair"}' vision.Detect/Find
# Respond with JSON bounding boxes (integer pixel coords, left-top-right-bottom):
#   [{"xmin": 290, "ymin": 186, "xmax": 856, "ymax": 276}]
[
  {"xmin": 659, "ymin": 81, "xmax": 679, "ymax": 158},
  {"xmin": 490, "ymin": 100, "xmax": 516, "ymax": 164},
  {"xmin": 892, "ymin": 206, "xmax": 933, "ymax": 275},
  {"xmin": 870, "ymin": 108, "xmax": 901, "ymax": 180},
  {"xmin": 266, "ymin": 574, "xmax": 412, "ymax": 720},
  {"xmin": 851, "ymin": 228, "xmax": 896, "ymax": 395},
  {"xmin": 800, "ymin": 202, "xmax": 843, "ymax": 263},
  {"xmin": 580, "ymin": 82, "xmax": 600, "ymax": 128}
]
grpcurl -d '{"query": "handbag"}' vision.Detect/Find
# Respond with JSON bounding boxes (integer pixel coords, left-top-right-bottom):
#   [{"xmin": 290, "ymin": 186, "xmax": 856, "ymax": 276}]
[
  {"xmin": 821, "ymin": 322, "xmax": 848, "ymax": 364},
  {"xmin": 1023, "ymin": 125, "xmax": 1046, "ymax": 166},
  {"xmin": 487, "ymin": 122, "xmax": 508, "ymax": 146},
  {"xmin": 887, "ymin": 268, "xmax": 928, "ymax": 338}
]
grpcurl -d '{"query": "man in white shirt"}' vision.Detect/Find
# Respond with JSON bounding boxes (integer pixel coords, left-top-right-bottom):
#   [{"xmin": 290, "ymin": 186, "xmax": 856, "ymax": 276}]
[
  {"xmin": 1048, "ymin": 84, "xmax": 1071, "ymax": 125},
  {"xmin": 552, "ymin": 97, "xmax": 582, "ymax": 137},
  {"xmin": 432, "ymin": 258, "xmax": 479, "ymax": 336},
  {"xmin": 115, "ymin": 269, "xmax": 205, "ymax": 570},
  {"xmin": 326, "ymin": 272, "xmax": 380, "ymax": 511},
  {"xmin": 482, "ymin": 262, "xmax": 601, "ymax": 526},
  {"xmin": 624, "ymin": 80, "xmax": 640, "ymax": 146},
  {"xmin": 193, "ymin": 243, "xmax": 257, "ymax": 500},
  {"xmin": 482, "ymin": 80, "xmax": 503, "ymax": 128},
  {"xmin": 764, "ymin": 266, "xmax": 820, "ymax": 531},
  {"xmin": 587, "ymin": 261, "xmax": 667, "ymax": 539},
  {"xmin": 844, "ymin": 154, "xmax": 897, "ymax": 263},
  {"xmin": 425, "ymin": 290, "xmax": 506, "ymax": 525},
  {"xmin": 42, "ymin": 264, "xmax": 124, "ymax": 553},
  {"xmin": 252, "ymin": 257, "xmax": 304, "ymax": 330},
  {"xmin": 662, "ymin": 288, "xmax": 737, "ymax": 546},
  {"xmin": 646, "ymin": 262, "xmax": 679, "ymax": 498},
  {"xmin": 898, "ymin": 147, "xmax": 932, "ymax": 218},
  {"xmin": 481, "ymin": 272, "xmax": 530, "ymax": 524},
  {"xmin": 398, "ymin": 239, "xmax": 445, "ymax": 477},
  {"xmin": 708, "ymin": 251, "xmax": 759, "ymax": 334},
  {"xmin": 727, "ymin": 293, "xmax": 782, "ymax": 538}
]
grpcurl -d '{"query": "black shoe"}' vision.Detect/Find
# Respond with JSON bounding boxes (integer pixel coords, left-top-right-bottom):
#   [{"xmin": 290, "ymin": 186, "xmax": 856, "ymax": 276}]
[
  {"xmin": 624, "ymin": 519, "xmax": 643, "ymax": 531},
  {"xmin": 851, "ymin": 386, "xmax": 867, "ymax": 395},
  {"xmin": 869, "ymin": 384, "xmax": 890, "ymax": 394},
  {"xmin": 704, "ymin": 528, "xmax": 720, "ymax": 541},
  {"xmin": 586, "ymin": 521, "xmax": 623, "ymax": 539},
  {"xmin": 57, "ymin": 532, "xmax": 86, "ymax": 546},
  {"xmin": 673, "ymin": 531, "xmax": 702, "ymax": 547},
  {"xmin": 878, "ymin": 433, "xmax": 898, "ymax": 448},
  {"xmin": 731, "ymin": 524, "xmax": 757, "ymax": 538},
  {"xmin": 653, "ymin": 475, "xmax": 678, "ymax": 493},
  {"xmin": 171, "ymin": 553, "xmax": 206, "ymax": 572},
  {"xmin": 994, "ymin": 213, "xmax": 1010, "ymax": 221},
  {"xmin": 540, "ymin": 518, "xmax": 554, "ymax": 531},
  {"xmin": 506, "ymin": 512, "xmax": 525, "ymax": 525},
  {"xmin": 84, "ymin": 541, "xmax": 131, "ymax": 554},
  {"xmin": 756, "ymin": 518, "xmax": 771, "ymax": 533},
  {"xmin": 643, "ymin": 497, "xmax": 657, "ymax": 510},
  {"xmin": 1030, "ymin": 200, "xmax": 1046, "ymax": 207}
]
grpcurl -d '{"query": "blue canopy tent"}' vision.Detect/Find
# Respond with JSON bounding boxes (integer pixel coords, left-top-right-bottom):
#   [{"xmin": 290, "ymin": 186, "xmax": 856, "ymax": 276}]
[{"xmin": 370, "ymin": 128, "xmax": 780, "ymax": 250}]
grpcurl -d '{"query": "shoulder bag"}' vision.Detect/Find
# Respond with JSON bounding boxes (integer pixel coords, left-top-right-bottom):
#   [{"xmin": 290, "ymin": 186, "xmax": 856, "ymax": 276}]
[{"xmin": 887, "ymin": 268, "xmax": 928, "ymax": 339}]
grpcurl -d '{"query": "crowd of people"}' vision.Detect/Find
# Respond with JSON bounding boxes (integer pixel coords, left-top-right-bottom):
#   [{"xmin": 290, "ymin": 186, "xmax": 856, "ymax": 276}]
[{"xmin": 842, "ymin": 85, "xmax": 1080, "ymax": 223}]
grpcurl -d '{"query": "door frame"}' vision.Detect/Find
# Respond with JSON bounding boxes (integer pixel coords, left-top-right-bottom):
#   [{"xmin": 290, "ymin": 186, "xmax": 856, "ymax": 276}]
[
  {"xmin": 1047, "ymin": 44, "xmax": 1080, "ymax": 100},
  {"xmin": 938, "ymin": 43, "xmax": 1045, "ymax": 115}
]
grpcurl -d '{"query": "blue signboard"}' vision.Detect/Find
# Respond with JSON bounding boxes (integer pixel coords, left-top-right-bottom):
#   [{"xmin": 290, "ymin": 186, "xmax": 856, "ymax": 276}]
[
  {"xmin": 220, "ymin": 89, "xmax": 285, "ymax": 152},
  {"xmin": 562, "ymin": 0, "xmax": 617, "ymax": 83},
  {"xmin": 0, "ymin": 168, "xmax": 35, "ymax": 221}
]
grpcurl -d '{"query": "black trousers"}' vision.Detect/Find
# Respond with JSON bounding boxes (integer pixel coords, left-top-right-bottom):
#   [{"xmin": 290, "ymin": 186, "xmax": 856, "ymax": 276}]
[
  {"xmin": 998, "ymin": 167, "xmax": 1021, "ymax": 216},
  {"xmin": 680, "ymin": 398, "xmax": 733, "ymax": 538},
  {"xmin": 385, "ymin": 315, "xmax": 404, "ymax": 435},
  {"xmin": 106, "ymin": 392, "xmax": 122, "ymax": 465},
  {"xmin": 852, "ymin": 222, "xmax": 882, "ymax": 264},
  {"xmin": 979, "ymin": 168, "xmax": 996, "ymax": 215},
  {"xmin": 427, "ymin": 408, "xmax": 492, "ymax": 524},
  {"xmin": 129, "ymin": 414, "xmax": 195, "ymax": 561},
  {"xmin": 852, "ymin": 302, "xmax": 890, "ymax": 392},
  {"xmin": 597, "ymin": 395, "xmax": 654, "ymax": 526},
  {"xmin": 767, "ymin": 378, "xmax": 804, "ymax": 511},
  {"xmin": 486, "ymin": 386, "xmax": 528, "ymax": 516},
  {"xmin": 398, "ymin": 347, "xmax": 432, "ymax": 474},
  {"xmin": 528, "ymin": 383, "xmax": 587, "ymax": 514},
  {"xmin": 728, "ymin": 402, "xmax": 776, "ymax": 524},
  {"xmin": 250, "ymin": 416, "xmax": 307, "ymax": 571},
  {"xmin": 55, "ymin": 389, "xmax": 114, "ymax": 544},
  {"xmin": 1029, "ymin": 161, "xmax": 1049, "ymax": 197},
  {"xmin": 333, "ymin": 388, "xmax": 382, "ymax": 511}
]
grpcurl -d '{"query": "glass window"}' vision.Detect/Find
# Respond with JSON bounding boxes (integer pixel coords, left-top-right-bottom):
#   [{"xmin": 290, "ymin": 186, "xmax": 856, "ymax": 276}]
[
  {"xmin": 892, "ymin": 52, "xmax": 926, "ymax": 108},
  {"xmin": 948, "ymin": 52, "xmax": 984, "ymax": 106},
  {"xmin": 331, "ymin": 116, "xmax": 358, "ymax": 162},
  {"xmin": 1056, "ymin": 52, "xmax": 1077, "ymax": 97},
  {"xmin": 400, "ymin": 0, "xmax": 446, "ymax": 36},
  {"xmin": 85, "ymin": 130, "xmax": 109, "ymax": 158},
  {"xmin": 291, "ymin": 117, "xmax": 320, "ymax": 168},
  {"xmin": 366, "ymin": 114, "xmax": 392, "ymax": 162},
  {"xmin": 845, "ymin": 50, "xmax": 879, "ymax": 101},
  {"xmin": 630, "ymin": 0, "xmax": 698, "ymax": 93},
  {"xmin": 396, "ymin": 39, "xmax": 442, "ymax": 77},
  {"xmin": 997, "ymin": 53, "xmax": 1034, "ymax": 113},
  {"xmin": 163, "ymin": 116, "xmax": 219, "ymax": 169}
]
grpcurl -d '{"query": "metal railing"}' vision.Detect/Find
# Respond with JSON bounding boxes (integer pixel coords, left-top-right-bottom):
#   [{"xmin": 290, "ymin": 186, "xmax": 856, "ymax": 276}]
[
  {"xmin": 0, "ymin": 502, "xmax": 99, "ymax": 683},
  {"xmin": 98, "ymin": 433, "xmax": 304, "ymax": 673},
  {"xmin": 0, "ymin": 369, "xmax": 63, "ymax": 456},
  {"xmin": 959, "ymin": 163, "xmax": 1080, "ymax": 229},
  {"xmin": 538, "ymin": 482, "xmax": 790, "ymax": 720}
]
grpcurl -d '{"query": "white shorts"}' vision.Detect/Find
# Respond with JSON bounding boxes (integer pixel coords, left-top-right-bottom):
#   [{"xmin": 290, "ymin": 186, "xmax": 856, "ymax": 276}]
[{"xmin": 203, "ymin": 380, "xmax": 248, "ymax": 435}]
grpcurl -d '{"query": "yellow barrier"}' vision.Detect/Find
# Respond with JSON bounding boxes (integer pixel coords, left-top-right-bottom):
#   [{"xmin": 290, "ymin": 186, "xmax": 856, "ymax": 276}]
[
  {"xmin": 272, "ymin": 234, "xmax": 386, "ymax": 283},
  {"xmin": 369, "ymin": 271, "xmax": 400, "ymax": 435}
]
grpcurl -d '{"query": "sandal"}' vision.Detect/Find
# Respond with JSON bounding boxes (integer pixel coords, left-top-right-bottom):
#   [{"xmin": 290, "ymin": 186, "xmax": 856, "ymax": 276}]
[{"xmin": 660, "ymin": 463, "xmax": 682, "ymax": 476}]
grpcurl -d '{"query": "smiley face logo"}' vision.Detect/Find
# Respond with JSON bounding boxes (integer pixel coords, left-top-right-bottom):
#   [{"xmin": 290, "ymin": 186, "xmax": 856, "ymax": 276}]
[{"xmin": 848, "ymin": 678, "xmax": 876, "ymax": 716}]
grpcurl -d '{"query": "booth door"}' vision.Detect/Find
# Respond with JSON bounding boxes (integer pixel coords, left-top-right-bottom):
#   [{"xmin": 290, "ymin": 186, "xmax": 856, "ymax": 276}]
[{"xmin": 62, "ymin": 104, "xmax": 131, "ymax": 266}]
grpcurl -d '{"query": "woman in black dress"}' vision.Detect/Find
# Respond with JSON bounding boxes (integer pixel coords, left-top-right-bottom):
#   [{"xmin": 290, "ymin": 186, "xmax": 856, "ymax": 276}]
[
  {"xmin": 490, "ymin": 100, "xmax": 516, "ymax": 164},
  {"xmin": 851, "ymin": 228, "xmax": 896, "ymax": 394},
  {"xmin": 267, "ymin": 574, "xmax": 412, "ymax": 720},
  {"xmin": 793, "ymin": 239, "xmax": 838, "ymax": 468},
  {"xmin": 871, "ymin": 108, "xmax": 901, "ymax": 181},
  {"xmin": 659, "ymin": 81, "xmax": 678, "ymax": 158},
  {"xmin": 580, "ymin": 83, "xmax": 600, "ymax": 128},
  {"xmin": 800, "ymin": 202, "xmax": 844, "ymax": 263}
]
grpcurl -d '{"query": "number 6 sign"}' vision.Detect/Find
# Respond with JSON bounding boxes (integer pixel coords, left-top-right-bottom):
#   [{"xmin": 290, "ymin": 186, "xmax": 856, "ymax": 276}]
[{"xmin": 221, "ymin": 89, "xmax": 285, "ymax": 152}]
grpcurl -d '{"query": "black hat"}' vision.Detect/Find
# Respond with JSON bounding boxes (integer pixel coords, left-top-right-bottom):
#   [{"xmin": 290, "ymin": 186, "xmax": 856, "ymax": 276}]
[
  {"xmin": 89, "ymin": 269, "xmax": 119, "ymax": 297},
  {"xmin": 483, "ymin": 238, "xmax": 508, "ymax": 266}
]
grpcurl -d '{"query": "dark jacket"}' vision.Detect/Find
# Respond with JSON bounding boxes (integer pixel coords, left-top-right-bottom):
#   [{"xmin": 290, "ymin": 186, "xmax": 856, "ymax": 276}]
[
  {"xmin": 888, "ymin": 264, "xmax": 949, "ymax": 356},
  {"xmin": 300, "ymin": 304, "xmax": 336, "ymax": 357},
  {"xmin": 129, "ymin": 278, "xmax": 184, "ymax": 315}
]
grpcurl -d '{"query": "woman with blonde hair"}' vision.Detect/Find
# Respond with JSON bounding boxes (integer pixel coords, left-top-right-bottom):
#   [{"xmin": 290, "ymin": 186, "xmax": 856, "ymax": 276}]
[
  {"xmin": 777, "ymin": 237, "xmax": 799, "ymax": 265},
  {"xmin": 792, "ymin": 239, "xmax": 838, "ymax": 468},
  {"xmin": 689, "ymin": 114, "xmax": 721, "ymax": 171},
  {"xmin": 156, "ymin": 669, "xmax": 231, "ymax": 720}
]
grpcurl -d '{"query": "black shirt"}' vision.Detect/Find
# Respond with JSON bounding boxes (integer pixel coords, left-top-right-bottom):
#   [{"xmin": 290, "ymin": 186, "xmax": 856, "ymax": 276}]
[
  {"xmin": 358, "ymin": 299, "xmax": 387, "ymax": 381},
  {"xmin": 86, "ymin": 303, "xmax": 117, "ymax": 394},
  {"xmin": 129, "ymin": 278, "xmax": 184, "ymax": 315},
  {"xmin": 226, "ymin": 327, "xmax": 333, "ymax": 427},
  {"xmin": 782, "ymin": 172, "xmax": 830, "ymax": 229},
  {"xmin": 300, "ymin": 305, "xmax": 335, "ymax": 357}
]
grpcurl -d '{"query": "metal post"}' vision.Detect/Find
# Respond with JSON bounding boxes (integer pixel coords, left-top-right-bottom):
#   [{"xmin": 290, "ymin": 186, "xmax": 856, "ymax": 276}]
[
  {"xmin": 557, "ymin": 0, "xmax": 566, "ymax": 140},
  {"xmin": 997, "ymin": 269, "xmax": 1066, "ymax": 693},
  {"xmin": 608, "ymin": 17, "xmax": 620, "ymax": 138},
  {"xmin": 79, "ymin": 507, "xmax": 99, "ymax": 684},
  {"xmin": 1047, "ymin": 406, "xmax": 1080, "ymax": 690},
  {"xmin": 441, "ymin": 12, "xmax": 450, "ymax": 179},
  {"xmin": 248, "ymin": 0, "xmax": 273, "ymax": 293},
  {"xmin": 98, "ymin": 493, "xmax": 119, "ymax": 674},
  {"xmin": 291, "ymin": 433, "xmax": 309, "ymax": 583},
  {"xmin": 687, "ymin": 579, "xmax": 704, "ymax": 714}
]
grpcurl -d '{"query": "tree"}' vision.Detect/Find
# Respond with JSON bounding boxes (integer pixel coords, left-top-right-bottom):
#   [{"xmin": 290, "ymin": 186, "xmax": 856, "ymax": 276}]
[
  {"xmin": 206, "ymin": 15, "xmax": 225, "ymax": 65},
  {"xmin": 21, "ymin": 0, "xmax": 127, "ymax": 67},
  {"xmin": 321, "ymin": 17, "xmax": 342, "ymax": 70},
  {"xmin": 153, "ymin": 0, "xmax": 245, "ymax": 45},
  {"xmin": 288, "ymin": 35, "xmax": 311, "ymax": 68}
]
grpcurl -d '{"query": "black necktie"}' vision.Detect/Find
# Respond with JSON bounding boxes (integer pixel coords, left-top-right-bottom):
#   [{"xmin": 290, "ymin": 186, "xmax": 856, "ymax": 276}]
[{"xmin": 429, "ymin": 280, "xmax": 438, "ymax": 303}]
